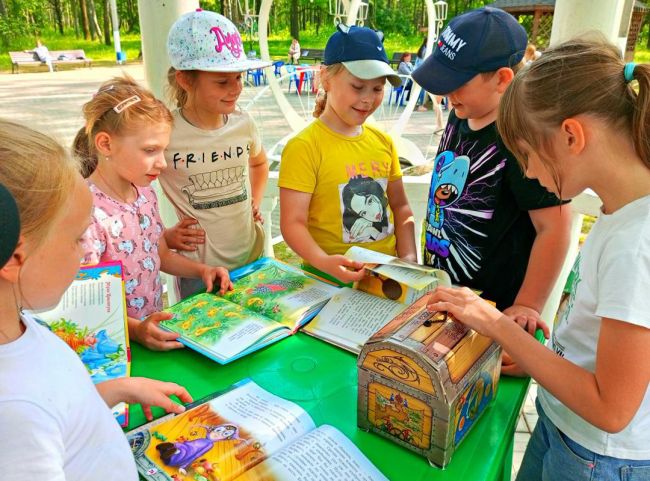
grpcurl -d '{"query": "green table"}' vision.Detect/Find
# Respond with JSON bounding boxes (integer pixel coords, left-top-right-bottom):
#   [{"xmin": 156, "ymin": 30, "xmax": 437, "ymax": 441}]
[{"xmin": 128, "ymin": 333, "xmax": 530, "ymax": 481}]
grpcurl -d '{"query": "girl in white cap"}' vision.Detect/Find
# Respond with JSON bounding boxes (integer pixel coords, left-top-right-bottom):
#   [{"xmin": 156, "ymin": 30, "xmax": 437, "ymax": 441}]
[
  {"xmin": 163, "ymin": 9, "xmax": 271, "ymax": 299},
  {"xmin": 279, "ymin": 24, "xmax": 417, "ymax": 284}
]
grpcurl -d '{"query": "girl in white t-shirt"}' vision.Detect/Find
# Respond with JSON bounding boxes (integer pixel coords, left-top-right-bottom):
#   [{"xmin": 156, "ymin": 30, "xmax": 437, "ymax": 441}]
[
  {"xmin": 163, "ymin": 9, "xmax": 270, "ymax": 299},
  {"xmin": 0, "ymin": 119, "xmax": 193, "ymax": 481},
  {"xmin": 428, "ymin": 39, "xmax": 650, "ymax": 480}
]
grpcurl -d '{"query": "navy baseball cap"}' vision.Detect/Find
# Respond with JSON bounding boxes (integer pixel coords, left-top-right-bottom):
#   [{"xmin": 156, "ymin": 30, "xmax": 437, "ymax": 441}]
[
  {"xmin": 412, "ymin": 7, "xmax": 527, "ymax": 95},
  {"xmin": 324, "ymin": 24, "xmax": 402, "ymax": 87},
  {"xmin": 0, "ymin": 183, "xmax": 20, "ymax": 268}
]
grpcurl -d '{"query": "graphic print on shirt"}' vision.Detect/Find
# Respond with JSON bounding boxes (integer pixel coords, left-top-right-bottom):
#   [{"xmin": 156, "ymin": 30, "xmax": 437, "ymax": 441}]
[
  {"xmin": 170, "ymin": 143, "xmax": 251, "ymax": 210},
  {"xmin": 339, "ymin": 175, "xmax": 393, "ymax": 243},
  {"xmin": 551, "ymin": 252, "xmax": 581, "ymax": 358},
  {"xmin": 424, "ymin": 124, "xmax": 505, "ymax": 282}
]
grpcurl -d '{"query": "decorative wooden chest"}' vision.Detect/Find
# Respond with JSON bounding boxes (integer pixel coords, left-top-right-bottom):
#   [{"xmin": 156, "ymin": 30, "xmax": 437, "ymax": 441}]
[{"xmin": 357, "ymin": 295, "xmax": 502, "ymax": 468}]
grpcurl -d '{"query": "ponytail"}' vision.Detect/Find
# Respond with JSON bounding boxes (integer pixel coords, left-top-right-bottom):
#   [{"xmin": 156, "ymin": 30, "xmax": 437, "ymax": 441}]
[
  {"xmin": 629, "ymin": 63, "xmax": 650, "ymax": 169},
  {"xmin": 73, "ymin": 127, "xmax": 96, "ymax": 178}
]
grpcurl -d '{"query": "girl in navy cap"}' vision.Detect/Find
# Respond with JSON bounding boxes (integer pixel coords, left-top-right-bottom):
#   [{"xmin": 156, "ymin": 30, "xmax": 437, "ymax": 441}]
[
  {"xmin": 0, "ymin": 119, "xmax": 192, "ymax": 480},
  {"xmin": 429, "ymin": 38, "xmax": 650, "ymax": 481},
  {"xmin": 279, "ymin": 24, "xmax": 417, "ymax": 284}
]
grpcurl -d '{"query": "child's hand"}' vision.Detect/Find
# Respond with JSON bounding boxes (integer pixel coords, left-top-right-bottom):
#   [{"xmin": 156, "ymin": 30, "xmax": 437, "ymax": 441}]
[
  {"xmin": 319, "ymin": 255, "xmax": 366, "ymax": 283},
  {"xmin": 164, "ymin": 218, "xmax": 205, "ymax": 251},
  {"xmin": 130, "ymin": 312, "xmax": 184, "ymax": 351},
  {"xmin": 120, "ymin": 377, "xmax": 193, "ymax": 421},
  {"xmin": 252, "ymin": 202, "xmax": 264, "ymax": 224},
  {"xmin": 501, "ymin": 351, "xmax": 528, "ymax": 377},
  {"xmin": 426, "ymin": 286, "xmax": 504, "ymax": 337},
  {"xmin": 503, "ymin": 304, "xmax": 550, "ymax": 338},
  {"xmin": 201, "ymin": 265, "xmax": 233, "ymax": 295}
]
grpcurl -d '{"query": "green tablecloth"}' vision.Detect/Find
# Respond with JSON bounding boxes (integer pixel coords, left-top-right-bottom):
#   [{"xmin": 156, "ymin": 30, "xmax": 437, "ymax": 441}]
[{"xmin": 128, "ymin": 333, "xmax": 530, "ymax": 481}]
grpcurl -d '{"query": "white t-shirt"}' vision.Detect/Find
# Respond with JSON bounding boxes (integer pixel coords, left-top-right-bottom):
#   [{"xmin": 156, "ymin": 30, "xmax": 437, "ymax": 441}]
[
  {"xmin": 539, "ymin": 195, "xmax": 650, "ymax": 459},
  {"xmin": 0, "ymin": 313, "xmax": 138, "ymax": 480},
  {"xmin": 161, "ymin": 109, "xmax": 264, "ymax": 270}
]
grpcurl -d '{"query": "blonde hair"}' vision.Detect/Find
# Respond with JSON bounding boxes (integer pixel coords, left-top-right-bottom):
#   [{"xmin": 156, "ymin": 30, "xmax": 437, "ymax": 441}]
[
  {"xmin": 166, "ymin": 67, "xmax": 201, "ymax": 109},
  {"xmin": 313, "ymin": 64, "xmax": 346, "ymax": 118},
  {"xmin": 74, "ymin": 75, "xmax": 173, "ymax": 178},
  {"xmin": 0, "ymin": 119, "xmax": 80, "ymax": 246},
  {"xmin": 498, "ymin": 37, "xmax": 650, "ymax": 189}
]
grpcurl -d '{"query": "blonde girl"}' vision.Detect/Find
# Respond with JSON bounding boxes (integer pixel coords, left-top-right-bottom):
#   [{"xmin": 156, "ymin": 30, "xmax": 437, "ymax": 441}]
[
  {"xmin": 0, "ymin": 120, "xmax": 191, "ymax": 480},
  {"xmin": 163, "ymin": 9, "xmax": 270, "ymax": 299},
  {"xmin": 428, "ymin": 38, "xmax": 650, "ymax": 480},
  {"xmin": 74, "ymin": 76, "xmax": 232, "ymax": 351},
  {"xmin": 279, "ymin": 24, "xmax": 417, "ymax": 284}
]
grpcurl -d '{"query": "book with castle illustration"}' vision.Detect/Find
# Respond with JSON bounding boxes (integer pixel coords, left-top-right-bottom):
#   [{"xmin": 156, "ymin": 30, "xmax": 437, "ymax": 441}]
[
  {"xmin": 127, "ymin": 379, "xmax": 388, "ymax": 481},
  {"xmin": 160, "ymin": 258, "xmax": 340, "ymax": 364},
  {"xmin": 35, "ymin": 261, "xmax": 131, "ymax": 426},
  {"xmin": 302, "ymin": 248, "xmax": 452, "ymax": 354}
]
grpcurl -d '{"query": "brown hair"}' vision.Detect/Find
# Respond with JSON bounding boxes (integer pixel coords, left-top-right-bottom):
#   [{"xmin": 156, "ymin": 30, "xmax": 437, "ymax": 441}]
[
  {"xmin": 0, "ymin": 119, "xmax": 80, "ymax": 246},
  {"xmin": 497, "ymin": 37, "xmax": 650, "ymax": 188},
  {"xmin": 479, "ymin": 59, "xmax": 524, "ymax": 81},
  {"xmin": 313, "ymin": 64, "xmax": 346, "ymax": 118},
  {"xmin": 74, "ymin": 75, "xmax": 173, "ymax": 178},
  {"xmin": 166, "ymin": 67, "xmax": 201, "ymax": 109}
]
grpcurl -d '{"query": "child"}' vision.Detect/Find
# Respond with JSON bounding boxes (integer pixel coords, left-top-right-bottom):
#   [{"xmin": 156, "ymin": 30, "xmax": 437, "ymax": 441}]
[
  {"xmin": 0, "ymin": 119, "xmax": 192, "ymax": 480},
  {"xmin": 74, "ymin": 76, "xmax": 232, "ymax": 351},
  {"xmin": 279, "ymin": 24, "xmax": 417, "ymax": 284},
  {"xmin": 163, "ymin": 9, "xmax": 270, "ymax": 299},
  {"xmin": 428, "ymin": 38, "xmax": 650, "ymax": 480},
  {"xmin": 412, "ymin": 7, "xmax": 571, "ymax": 342}
]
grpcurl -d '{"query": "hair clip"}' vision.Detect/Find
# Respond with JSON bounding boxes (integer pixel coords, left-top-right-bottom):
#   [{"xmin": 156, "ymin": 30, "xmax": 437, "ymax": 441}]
[
  {"xmin": 113, "ymin": 95, "xmax": 141, "ymax": 113},
  {"xmin": 94, "ymin": 84, "xmax": 114, "ymax": 97},
  {"xmin": 624, "ymin": 62, "xmax": 636, "ymax": 83}
]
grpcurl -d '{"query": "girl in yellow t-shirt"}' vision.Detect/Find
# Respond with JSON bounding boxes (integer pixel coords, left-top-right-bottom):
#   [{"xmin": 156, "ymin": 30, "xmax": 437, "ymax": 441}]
[{"xmin": 279, "ymin": 24, "xmax": 417, "ymax": 284}]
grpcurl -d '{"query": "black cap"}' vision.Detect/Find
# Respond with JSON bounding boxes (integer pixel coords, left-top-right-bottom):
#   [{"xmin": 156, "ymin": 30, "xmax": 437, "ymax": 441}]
[{"xmin": 0, "ymin": 183, "xmax": 20, "ymax": 268}]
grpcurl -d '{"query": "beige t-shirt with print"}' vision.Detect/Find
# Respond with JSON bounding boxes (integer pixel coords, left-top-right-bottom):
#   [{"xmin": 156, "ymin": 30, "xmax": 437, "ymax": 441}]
[{"xmin": 161, "ymin": 109, "xmax": 264, "ymax": 270}]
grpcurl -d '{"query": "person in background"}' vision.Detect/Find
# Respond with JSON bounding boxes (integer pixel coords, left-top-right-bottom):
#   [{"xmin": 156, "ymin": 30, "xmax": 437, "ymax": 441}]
[
  {"xmin": 397, "ymin": 52, "xmax": 414, "ymax": 102},
  {"xmin": 288, "ymin": 38, "xmax": 301, "ymax": 64},
  {"xmin": 33, "ymin": 39, "xmax": 54, "ymax": 72}
]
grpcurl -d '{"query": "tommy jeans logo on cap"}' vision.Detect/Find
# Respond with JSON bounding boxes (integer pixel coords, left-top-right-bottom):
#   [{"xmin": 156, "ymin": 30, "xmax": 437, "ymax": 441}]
[{"xmin": 437, "ymin": 26, "xmax": 468, "ymax": 60}]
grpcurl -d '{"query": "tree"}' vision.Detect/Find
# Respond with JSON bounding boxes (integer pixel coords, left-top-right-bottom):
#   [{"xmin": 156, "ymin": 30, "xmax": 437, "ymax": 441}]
[
  {"xmin": 290, "ymin": 0, "xmax": 299, "ymax": 40},
  {"xmin": 79, "ymin": 0, "xmax": 91, "ymax": 39}
]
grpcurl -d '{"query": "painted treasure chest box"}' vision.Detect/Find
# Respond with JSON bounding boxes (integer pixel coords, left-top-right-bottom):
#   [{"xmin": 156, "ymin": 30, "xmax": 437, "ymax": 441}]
[{"xmin": 357, "ymin": 294, "xmax": 502, "ymax": 468}]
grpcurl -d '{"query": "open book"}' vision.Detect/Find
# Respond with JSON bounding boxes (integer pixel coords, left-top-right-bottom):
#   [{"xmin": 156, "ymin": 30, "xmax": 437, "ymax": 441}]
[
  {"xmin": 34, "ymin": 261, "xmax": 131, "ymax": 426},
  {"xmin": 160, "ymin": 258, "xmax": 339, "ymax": 364},
  {"xmin": 345, "ymin": 246, "xmax": 451, "ymax": 304},
  {"xmin": 127, "ymin": 379, "xmax": 388, "ymax": 481}
]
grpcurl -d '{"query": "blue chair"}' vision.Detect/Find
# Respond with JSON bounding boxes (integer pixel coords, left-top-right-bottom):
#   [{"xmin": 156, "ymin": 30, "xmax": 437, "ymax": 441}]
[
  {"xmin": 272, "ymin": 60, "xmax": 285, "ymax": 77},
  {"xmin": 246, "ymin": 68, "xmax": 267, "ymax": 86},
  {"xmin": 286, "ymin": 65, "xmax": 300, "ymax": 93},
  {"xmin": 388, "ymin": 84, "xmax": 406, "ymax": 106}
]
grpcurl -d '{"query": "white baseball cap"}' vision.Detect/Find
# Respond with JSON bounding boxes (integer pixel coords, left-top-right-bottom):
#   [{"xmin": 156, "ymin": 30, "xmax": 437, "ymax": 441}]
[{"xmin": 167, "ymin": 9, "xmax": 271, "ymax": 72}]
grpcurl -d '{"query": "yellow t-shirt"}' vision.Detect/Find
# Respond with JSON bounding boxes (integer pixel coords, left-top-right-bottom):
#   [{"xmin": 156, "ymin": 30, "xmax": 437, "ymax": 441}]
[{"xmin": 279, "ymin": 119, "xmax": 402, "ymax": 256}]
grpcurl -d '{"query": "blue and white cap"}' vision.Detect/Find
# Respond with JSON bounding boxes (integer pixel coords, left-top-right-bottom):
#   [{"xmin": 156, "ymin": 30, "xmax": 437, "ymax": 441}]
[
  {"xmin": 324, "ymin": 24, "xmax": 402, "ymax": 87},
  {"xmin": 412, "ymin": 7, "xmax": 527, "ymax": 95},
  {"xmin": 167, "ymin": 9, "xmax": 271, "ymax": 72}
]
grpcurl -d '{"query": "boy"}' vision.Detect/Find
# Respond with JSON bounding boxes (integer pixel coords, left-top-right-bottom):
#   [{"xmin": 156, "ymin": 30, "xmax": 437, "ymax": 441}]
[{"xmin": 412, "ymin": 8, "xmax": 571, "ymax": 346}]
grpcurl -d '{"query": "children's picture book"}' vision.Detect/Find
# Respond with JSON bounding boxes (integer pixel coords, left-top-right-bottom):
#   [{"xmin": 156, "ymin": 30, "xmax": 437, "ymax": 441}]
[
  {"xmin": 34, "ymin": 261, "xmax": 130, "ymax": 426},
  {"xmin": 160, "ymin": 258, "xmax": 339, "ymax": 364},
  {"xmin": 302, "ymin": 287, "xmax": 407, "ymax": 354},
  {"xmin": 127, "ymin": 379, "xmax": 388, "ymax": 481},
  {"xmin": 344, "ymin": 246, "xmax": 452, "ymax": 304}
]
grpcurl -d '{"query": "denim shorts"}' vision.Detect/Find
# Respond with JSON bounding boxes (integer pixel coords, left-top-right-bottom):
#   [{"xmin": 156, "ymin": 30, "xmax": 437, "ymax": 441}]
[{"xmin": 516, "ymin": 398, "xmax": 650, "ymax": 481}]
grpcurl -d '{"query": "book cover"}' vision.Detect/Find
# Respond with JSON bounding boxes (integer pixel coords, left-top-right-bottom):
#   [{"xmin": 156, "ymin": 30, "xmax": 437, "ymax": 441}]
[
  {"xmin": 160, "ymin": 258, "xmax": 339, "ymax": 364},
  {"xmin": 35, "ymin": 261, "xmax": 131, "ymax": 426},
  {"xmin": 127, "ymin": 379, "xmax": 388, "ymax": 481}
]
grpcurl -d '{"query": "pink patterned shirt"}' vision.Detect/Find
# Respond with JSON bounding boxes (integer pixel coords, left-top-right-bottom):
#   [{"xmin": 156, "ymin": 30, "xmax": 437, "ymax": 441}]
[{"xmin": 82, "ymin": 181, "xmax": 164, "ymax": 319}]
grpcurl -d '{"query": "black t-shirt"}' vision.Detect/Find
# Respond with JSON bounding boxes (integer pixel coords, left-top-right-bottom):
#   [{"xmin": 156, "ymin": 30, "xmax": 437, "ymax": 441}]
[{"xmin": 423, "ymin": 111, "xmax": 563, "ymax": 309}]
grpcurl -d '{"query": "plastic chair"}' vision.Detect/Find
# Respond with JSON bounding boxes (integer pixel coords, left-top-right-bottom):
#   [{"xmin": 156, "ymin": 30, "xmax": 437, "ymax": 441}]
[
  {"xmin": 273, "ymin": 60, "xmax": 285, "ymax": 77},
  {"xmin": 286, "ymin": 65, "xmax": 300, "ymax": 93},
  {"xmin": 388, "ymin": 84, "xmax": 406, "ymax": 106},
  {"xmin": 246, "ymin": 68, "xmax": 267, "ymax": 87}
]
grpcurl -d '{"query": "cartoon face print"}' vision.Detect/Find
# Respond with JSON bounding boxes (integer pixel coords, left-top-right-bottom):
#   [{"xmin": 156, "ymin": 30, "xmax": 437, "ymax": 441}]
[
  {"xmin": 125, "ymin": 275, "xmax": 141, "ymax": 295},
  {"xmin": 341, "ymin": 176, "xmax": 391, "ymax": 244},
  {"xmin": 209, "ymin": 424, "xmax": 238, "ymax": 441},
  {"xmin": 427, "ymin": 151, "xmax": 469, "ymax": 229},
  {"xmin": 113, "ymin": 239, "xmax": 136, "ymax": 255},
  {"xmin": 143, "ymin": 237, "xmax": 153, "ymax": 253},
  {"xmin": 350, "ymin": 192, "xmax": 383, "ymax": 223},
  {"xmin": 139, "ymin": 213, "xmax": 152, "ymax": 231},
  {"xmin": 129, "ymin": 297, "xmax": 147, "ymax": 310},
  {"xmin": 139, "ymin": 257, "xmax": 155, "ymax": 272},
  {"xmin": 108, "ymin": 217, "xmax": 125, "ymax": 239}
]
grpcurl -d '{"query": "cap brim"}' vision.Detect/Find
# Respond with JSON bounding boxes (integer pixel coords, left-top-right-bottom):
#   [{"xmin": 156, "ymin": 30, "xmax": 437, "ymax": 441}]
[
  {"xmin": 175, "ymin": 58, "xmax": 272, "ymax": 72},
  {"xmin": 412, "ymin": 54, "xmax": 477, "ymax": 95},
  {"xmin": 342, "ymin": 60, "xmax": 402, "ymax": 87},
  {"xmin": 0, "ymin": 183, "xmax": 20, "ymax": 268}
]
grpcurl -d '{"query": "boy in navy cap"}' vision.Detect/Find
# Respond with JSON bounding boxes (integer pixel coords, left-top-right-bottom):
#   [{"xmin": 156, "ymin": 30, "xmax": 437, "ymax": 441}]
[{"xmin": 413, "ymin": 8, "xmax": 571, "ymax": 364}]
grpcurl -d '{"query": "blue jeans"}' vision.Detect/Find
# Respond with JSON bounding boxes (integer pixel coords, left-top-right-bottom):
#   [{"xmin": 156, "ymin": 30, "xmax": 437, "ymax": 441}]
[{"xmin": 517, "ymin": 398, "xmax": 650, "ymax": 481}]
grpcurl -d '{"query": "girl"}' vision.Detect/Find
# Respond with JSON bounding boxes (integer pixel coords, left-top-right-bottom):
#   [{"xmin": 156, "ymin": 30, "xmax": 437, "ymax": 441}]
[
  {"xmin": 397, "ymin": 52, "xmax": 414, "ymax": 101},
  {"xmin": 279, "ymin": 24, "xmax": 417, "ymax": 284},
  {"xmin": 0, "ymin": 119, "xmax": 192, "ymax": 480},
  {"xmin": 428, "ymin": 38, "xmax": 650, "ymax": 479},
  {"xmin": 163, "ymin": 9, "xmax": 270, "ymax": 299},
  {"xmin": 74, "ymin": 76, "xmax": 232, "ymax": 351}
]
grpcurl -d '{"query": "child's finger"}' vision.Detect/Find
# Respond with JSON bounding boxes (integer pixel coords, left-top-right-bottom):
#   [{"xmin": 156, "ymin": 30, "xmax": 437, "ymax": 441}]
[
  {"xmin": 165, "ymin": 384, "xmax": 193, "ymax": 404},
  {"xmin": 142, "ymin": 404, "xmax": 153, "ymax": 421}
]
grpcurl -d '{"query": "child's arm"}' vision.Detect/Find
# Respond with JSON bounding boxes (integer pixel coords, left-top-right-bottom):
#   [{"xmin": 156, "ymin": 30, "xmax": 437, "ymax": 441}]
[
  {"xmin": 428, "ymin": 286, "xmax": 650, "ymax": 433},
  {"xmin": 96, "ymin": 377, "xmax": 193, "ymax": 421},
  {"xmin": 249, "ymin": 148, "xmax": 269, "ymax": 223},
  {"xmin": 158, "ymin": 235, "xmax": 233, "ymax": 295},
  {"xmin": 387, "ymin": 178, "xmax": 417, "ymax": 262},
  {"xmin": 164, "ymin": 218, "xmax": 205, "ymax": 252},
  {"xmin": 128, "ymin": 313, "xmax": 184, "ymax": 351},
  {"xmin": 280, "ymin": 187, "xmax": 366, "ymax": 283},
  {"xmin": 504, "ymin": 203, "xmax": 572, "ymax": 335}
]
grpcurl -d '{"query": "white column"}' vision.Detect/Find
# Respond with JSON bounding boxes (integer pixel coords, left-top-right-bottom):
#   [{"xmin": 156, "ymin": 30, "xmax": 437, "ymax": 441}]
[{"xmin": 550, "ymin": 0, "xmax": 625, "ymax": 46}]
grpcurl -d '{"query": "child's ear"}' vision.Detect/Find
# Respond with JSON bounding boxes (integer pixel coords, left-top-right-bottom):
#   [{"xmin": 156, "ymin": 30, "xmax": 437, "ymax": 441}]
[
  {"xmin": 0, "ymin": 236, "xmax": 26, "ymax": 284},
  {"xmin": 175, "ymin": 70, "xmax": 193, "ymax": 92},
  {"xmin": 560, "ymin": 118, "xmax": 586, "ymax": 155},
  {"xmin": 495, "ymin": 67, "xmax": 515, "ymax": 93},
  {"xmin": 94, "ymin": 131, "xmax": 112, "ymax": 158}
]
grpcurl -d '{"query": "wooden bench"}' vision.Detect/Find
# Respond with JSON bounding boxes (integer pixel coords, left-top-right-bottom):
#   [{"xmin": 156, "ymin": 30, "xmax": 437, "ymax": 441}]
[
  {"xmin": 299, "ymin": 48, "xmax": 324, "ymax": 63},
  {"xmin": 9, "ymin": 49, "xmax": 92, "ymax": 73},
  {"xmin": 390, "ymin": 51, "xmax": 418, "ymax": 68}
]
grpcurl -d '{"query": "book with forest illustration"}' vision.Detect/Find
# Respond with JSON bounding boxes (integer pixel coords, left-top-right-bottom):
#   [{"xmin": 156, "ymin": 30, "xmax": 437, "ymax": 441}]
[
  {"xmin": 160, "ymin": 258, "xmax": 339, "ymax": 364},
  {"xmin": 35, "ymin": 261, "xmax": 131, "ymax": 426},
  {"xmin": 127, "ymin": 379, "xmax": 388, "ymax": 481}
]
